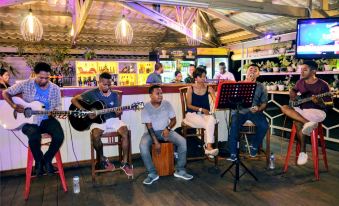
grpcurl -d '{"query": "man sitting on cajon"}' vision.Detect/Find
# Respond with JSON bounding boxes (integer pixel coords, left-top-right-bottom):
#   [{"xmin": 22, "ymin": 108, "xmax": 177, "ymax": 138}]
[{"xmin": 140, "ymin": 85, "xmax": 193, "ymax": 185}]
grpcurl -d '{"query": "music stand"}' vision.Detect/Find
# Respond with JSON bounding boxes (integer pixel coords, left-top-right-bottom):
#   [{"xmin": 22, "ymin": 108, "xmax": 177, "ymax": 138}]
[{"xmin": 214, "ymin": 81, "xmax": 258, "ymax": 192}]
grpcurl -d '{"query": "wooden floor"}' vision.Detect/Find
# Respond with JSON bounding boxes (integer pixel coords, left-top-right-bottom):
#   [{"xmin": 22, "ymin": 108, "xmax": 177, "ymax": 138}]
[{"xmin": 1, "ymin": 136, "xmax": 339, "ymax": 206}]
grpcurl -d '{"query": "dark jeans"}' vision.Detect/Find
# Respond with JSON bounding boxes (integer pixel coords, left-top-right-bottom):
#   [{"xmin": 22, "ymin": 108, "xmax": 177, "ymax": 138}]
[
  {"xmin": 22, "ymin": 117, "xmax": 64, "ymax": 163},
  {"xmin": 229, "ymin": 112, "xmax": 269, "ymax": 155}
]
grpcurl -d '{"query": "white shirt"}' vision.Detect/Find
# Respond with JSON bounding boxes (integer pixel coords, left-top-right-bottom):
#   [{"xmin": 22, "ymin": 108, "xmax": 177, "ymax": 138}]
[{"xmin": 213, "ymin": 71, "xmax": 235, "ymax": 81}]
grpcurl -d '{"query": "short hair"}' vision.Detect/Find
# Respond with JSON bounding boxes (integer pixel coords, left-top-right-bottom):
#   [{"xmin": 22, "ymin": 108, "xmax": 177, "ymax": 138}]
[
  {"xmin": 99, "ymin": 72, "xmax": 112, "ymax": 80},
  {"xmin": 249, "ymin": 64, "xmax": 259, "ymax": 69},
  {"xmin": 219, "ymin": 62, "xmax": 226, "ymax": 67},
  {"xmin": 303, "ymin": 60, "xmax": 318, "ymax": 71},
  {"xmin": 174, "ymin": 70, "xmax": 181, "ymax": 77},
  {"xmin": 193, "ymin": 66, "xmax": 207, "ymax": 79},
  {"xmin": 149, "ymin": 84, "xmax": 161, "ymax": 94},
  {"xmin": 34, "ymin": 62, "xmax": 51, "ymax": 74},
  {"xmin": 189, "ymin": 64, "xmax": 195, "ymax": 67},
  {"xmin": 154, "ymin": 63, "xmax": 163, "ymax": 71},
  {"xmin": 0, "ymin": 68, "xmax": 8, "ymax": 76}
]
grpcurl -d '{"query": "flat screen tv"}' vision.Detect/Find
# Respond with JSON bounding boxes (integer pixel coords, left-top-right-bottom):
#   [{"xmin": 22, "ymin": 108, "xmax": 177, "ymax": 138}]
[{"xmin": 296, "ymin": 18, "xmax": 339, "ymax": 59}]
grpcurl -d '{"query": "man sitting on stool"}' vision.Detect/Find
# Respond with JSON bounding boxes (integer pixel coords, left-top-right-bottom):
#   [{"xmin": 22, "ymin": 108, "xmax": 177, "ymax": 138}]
[
  {"xmin": 71, "ymin": 72, "xmax": 133, "ymax": 177},
  {"xmin": 228, "ymin": 64, "xmax": 269, "ymax": 161},
  {"xmin": 281, "ymin": 60, "xmax": 332, "ymax": 165},
  {"xmin": 140, "ymin": 85, "xmax": 193, "ymax": 185}
]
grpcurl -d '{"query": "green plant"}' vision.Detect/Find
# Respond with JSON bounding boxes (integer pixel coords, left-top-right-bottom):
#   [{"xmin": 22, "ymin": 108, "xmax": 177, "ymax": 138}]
[
  {"xmin": 276, "ymin": 80, "xmax": 284, "ymax": 85},
  {"xmin": 278, "ymin": 55, "xmax": 291, "ymax": 68},
  {"xmin": 0, "ymin": 60, "xmax": 20, "ymax": 77},
  {"xmin": 50, "ymin": 47, "xmax": 69, "ymax": 66},
  {"xmin": 84, "ymin": 49, "xmax": 97, "ymax": 60},
  {"xmin": 271, "ymin": 62, "xmax": 279, "ymax": 68},
  {"xmin": 265, "ymin": 60, "xmax": 273, "ymax": 69},
  {"xmin": 238, "ymin": 61, "xmax": 253, "ymax": 72},
  {"xmin": 328, "ymin": 59, "xmax": 338, "ymax": 70}
]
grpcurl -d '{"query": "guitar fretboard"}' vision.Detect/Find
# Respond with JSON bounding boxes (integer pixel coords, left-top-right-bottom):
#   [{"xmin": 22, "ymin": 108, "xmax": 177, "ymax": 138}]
[
  {"xmin": 32, "ymin": 111, "xmax": 73, "ymax": 115},
  {"xmin": 290, "ymin": 92, "xmax": 332, "ymax": 107},
  {"xmin": 95, "ymin": 105, "xmax": 132, "ymax": 115}
]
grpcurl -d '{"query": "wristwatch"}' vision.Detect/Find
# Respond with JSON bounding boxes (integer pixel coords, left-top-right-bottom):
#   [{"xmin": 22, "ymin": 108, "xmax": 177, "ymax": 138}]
[{"xmin": 166, "ymin": 126, "xmax": 171, "ymax": 131}]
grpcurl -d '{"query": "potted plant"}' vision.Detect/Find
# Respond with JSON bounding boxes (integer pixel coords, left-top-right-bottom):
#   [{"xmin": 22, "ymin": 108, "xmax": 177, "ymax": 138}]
[
  {"xmin": 84, "ymin": 49, "xmax": 97, "ymax": 60},
  {"xmin": 270, "ymin": 82, "xmax": 277, "ymax": 91},
  {"xmin": 277, "ymin": 80, "xmax": 285, "ymax": 91},
  {"xmin": 287, "ymin": 82, "xmax": 296, "ymax": 91},
  {"xmin": 279, "ymin": 55, "xmax": 292, "ymax": 72},
  {"xmin": 328, "ymin": 59, "xmax": 337, "ymax": 71},
  {"xmin": 272, "ymin": 62, "xmax": 280, "ymax": 72},
  {"xmin": 238, "ymin": 61, "xmax": 253, "ymax": 73},
  {"xmin": 265, "ymin": 60, "xmax": 273, "ymax": 72},
  {"xmin": 257, "ymin": 61, "xmax": 267, "ymax": 72}
]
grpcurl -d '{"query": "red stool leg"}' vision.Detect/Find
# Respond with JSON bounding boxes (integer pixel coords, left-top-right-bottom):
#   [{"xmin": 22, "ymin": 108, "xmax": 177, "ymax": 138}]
[
  {"xmin": 25, "ymin": 148, "xmax": 34, "ymax": 200},
  {"xmin": 318, "ymin": 123, "xmax": 328, "ymax": 171},
  {"xmin": 55, "ymin": 151, "xmax": 68, "ymax": 192},
  {"xmin": 284, "ymin": 124, "xmax": 297, "ymax": 173},
  {"xmin": 310, "ymin": 129, "xmax": 320, "ymax": 181}
]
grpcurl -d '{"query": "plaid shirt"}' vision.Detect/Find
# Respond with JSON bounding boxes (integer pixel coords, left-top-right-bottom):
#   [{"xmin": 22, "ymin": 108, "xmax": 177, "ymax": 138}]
[{"xmin": 6, "ymin": 79, "xmax": 61, "ymax": 125}]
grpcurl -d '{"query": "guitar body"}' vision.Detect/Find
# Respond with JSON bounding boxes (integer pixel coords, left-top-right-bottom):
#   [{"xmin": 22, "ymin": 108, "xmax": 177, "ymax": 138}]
[
  {"xmin": 69, "ymin": 100, "xmax": 106, "ymax": 131},
  {"xmin": 0, "ymin": 97, "xmax": 44, "ymax": 130}
]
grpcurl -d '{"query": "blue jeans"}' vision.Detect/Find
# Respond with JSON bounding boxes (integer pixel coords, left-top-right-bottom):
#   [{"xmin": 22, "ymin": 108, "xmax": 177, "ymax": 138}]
[
  {"xmin": 139, "ymin": 130, "xmax": 187, "ymax": 177},
  {"xmin": 228, "ymin": 112, "xmax": 269, "ymax": 155}
]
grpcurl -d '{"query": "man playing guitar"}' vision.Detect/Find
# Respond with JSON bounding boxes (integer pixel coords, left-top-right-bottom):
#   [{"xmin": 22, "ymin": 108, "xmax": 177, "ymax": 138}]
[
  {"xmin": 71, "ymin": 72, "xmax": 133, "ymax": 177},
  {"xmin": 281, "ymin": 60, "xmax": 333, "ymax": 166},
  {"xmin": 2, "ymin": 62, "xmax": 64, "ymax": 176}
]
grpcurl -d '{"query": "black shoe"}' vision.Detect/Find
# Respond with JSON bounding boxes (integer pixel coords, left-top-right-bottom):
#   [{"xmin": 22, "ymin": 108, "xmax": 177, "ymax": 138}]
[
  {"xmin": 35, "ymin": 160, "xmax": 45, "ymax": 177},
  {"xmin": 45, "ymin": 161, "xmax": 57, "ymax": 176}
]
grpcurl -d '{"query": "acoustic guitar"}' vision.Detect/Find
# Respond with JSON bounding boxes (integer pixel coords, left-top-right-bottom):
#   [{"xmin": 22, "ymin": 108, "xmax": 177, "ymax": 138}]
[{"xmin": 68, "ymin": 100, "xmax": 144, "ymax": 131}]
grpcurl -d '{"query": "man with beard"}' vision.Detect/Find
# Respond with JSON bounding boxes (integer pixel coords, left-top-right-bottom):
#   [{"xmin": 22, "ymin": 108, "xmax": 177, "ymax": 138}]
[{"xmin": 2, "ymin": 62, "xmax": 64, "ymax": 176}]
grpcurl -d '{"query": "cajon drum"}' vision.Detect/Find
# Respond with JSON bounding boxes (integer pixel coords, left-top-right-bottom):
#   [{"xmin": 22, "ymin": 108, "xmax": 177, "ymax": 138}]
[{"xmin": 152, "ymin": 142, "xmax": 174, "ymax": 176}]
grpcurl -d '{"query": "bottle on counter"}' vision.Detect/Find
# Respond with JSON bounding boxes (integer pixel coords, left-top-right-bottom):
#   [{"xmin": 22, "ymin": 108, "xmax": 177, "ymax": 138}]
[
  {"xmin": 59, "ymin": 72, "xmax": 63, "ymax": 87},
  {"xmin": 269, "ymin": 153, "xmax": 275, "ymax": 170},
  {"xmin": 92, "ymin": 76, "xmax": 97, "ymax": 87},
  {"xmin": 78, "ymin": 77, "xmax": 83, "ymax": 86},
  {"xmin": 87, "ymin": 77, "xmax": 92, "ymax": 86},
  {"xmin": 83, "ymin": 77, "xmax": 87, "ymax": 86}
]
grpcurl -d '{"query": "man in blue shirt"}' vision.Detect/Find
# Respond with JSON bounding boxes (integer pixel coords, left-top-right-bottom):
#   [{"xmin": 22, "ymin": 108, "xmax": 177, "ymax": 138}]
[
  {"xmin": 71, "ymin": 72, "xmax": 133, "ymax": 177},
  {"xmin": 146, "ymin": 63, "xmax": 163, "ymax": 84},
  {"xmin": 228, "ymin": 64, "xmax": 269, "ymax": 161},
  {"xmin": 2, "ymin": 62, "xmax": 63, "ymax": 176}
]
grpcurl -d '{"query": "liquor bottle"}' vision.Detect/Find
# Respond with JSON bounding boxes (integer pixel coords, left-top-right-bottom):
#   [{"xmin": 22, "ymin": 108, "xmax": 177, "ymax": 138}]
[
  {"xmin": 83, "ymin": 77, "xmax": 87, "ymax": 86},
  {"xmin": 58, "ymin": 72, "xmax": 63, "ymax": 87},
  {"xmin": 78, "ymin": 77, "xmax": 83, "ymax": 86},
  {"xmin": 92, "ymin": 76, "xmax": 97, "ymax": 87},
  {"xmin": 87, "ymin": 77, "xmax": 92, "ymax": 86}
]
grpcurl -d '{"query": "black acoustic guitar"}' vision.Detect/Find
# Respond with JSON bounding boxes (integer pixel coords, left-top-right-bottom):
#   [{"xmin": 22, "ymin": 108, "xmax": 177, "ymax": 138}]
[{"xmin": 69, "ymin": 100, "xmax": 144, "ymax": 131}]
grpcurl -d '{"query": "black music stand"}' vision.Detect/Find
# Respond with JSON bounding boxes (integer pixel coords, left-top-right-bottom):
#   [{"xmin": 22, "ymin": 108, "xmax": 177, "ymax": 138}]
[{"xmin": 214, "ymin": 81, "xmax": 258, "ymax": 192}]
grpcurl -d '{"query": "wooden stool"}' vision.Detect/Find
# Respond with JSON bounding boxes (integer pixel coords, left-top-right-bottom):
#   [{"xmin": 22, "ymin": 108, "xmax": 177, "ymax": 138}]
[
  {"xmin": 90, "ymin": 130, "xmax": 132, "ymax": 183},
  {"xmin": 25, "ymin": 134, "xmax": 67, "ymax": 200},
  {"xmin": 240, "ymin": 120, "xmax": 257, "ymax": 155},
  {"xmin": 283, "ymin": 123, "xmax": 328, "ymax": 180},
  {"xmin": 152, "ymin": 142, "xmax": 174, "ymax": 176}
]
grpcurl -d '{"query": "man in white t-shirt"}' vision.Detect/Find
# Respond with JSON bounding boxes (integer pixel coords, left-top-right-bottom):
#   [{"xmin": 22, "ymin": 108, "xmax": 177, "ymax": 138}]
[{"xmin": 213, "ymin": 62, "xmax": 235, "ymax": 81}]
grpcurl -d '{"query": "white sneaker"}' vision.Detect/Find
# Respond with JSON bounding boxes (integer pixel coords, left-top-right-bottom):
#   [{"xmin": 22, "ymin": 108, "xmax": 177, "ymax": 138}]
[
  {"xmin": 297, "ymin": 152, "xmax": 308, "ymax": 165},
  {"xmin": 205, "ymin": 148, "xmax": 219, "ymax": 156},
  {"xmin": 302, "ymin": 122, "xmax": 318, "ymax": 136}
]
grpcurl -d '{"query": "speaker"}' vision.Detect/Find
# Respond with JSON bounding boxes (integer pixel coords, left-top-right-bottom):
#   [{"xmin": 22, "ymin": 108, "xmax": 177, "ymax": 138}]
[{"xmin": 149, "ymin": 51, "xmax": 159, "ymax": 62}]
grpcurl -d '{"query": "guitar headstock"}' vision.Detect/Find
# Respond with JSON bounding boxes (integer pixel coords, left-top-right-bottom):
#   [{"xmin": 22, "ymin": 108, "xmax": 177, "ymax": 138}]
[
  {"xmin": 71, "ymin": 109, "xmax": 94, "ymax": 118},
  {"xmin": 131, "ymin": 101, "xmax": 144, "ymax": 111}
]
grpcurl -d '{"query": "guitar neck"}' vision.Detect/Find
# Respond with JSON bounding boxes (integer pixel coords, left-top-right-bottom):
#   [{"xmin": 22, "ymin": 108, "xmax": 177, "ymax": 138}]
[
  {"xmin": 31, "ymin": 110, "xmax": 72, "ymax": 116},
  {"xmin": 292, "ymin": 92, "xmax": 331, "ymax": 107},
  {"xmin": 95, "ymin": 105, "xmax": 132, "ymax": 115}
]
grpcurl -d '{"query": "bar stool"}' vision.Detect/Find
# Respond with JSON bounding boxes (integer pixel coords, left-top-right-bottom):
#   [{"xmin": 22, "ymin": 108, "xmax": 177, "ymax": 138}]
[
  {"xmin": 25, "ymin": 134, "xmax": 67, "ymax": 200},
  {"xmin": 238, "ymin": 120, "xmax": 271, "ymax": 166},
  {"xmin": 283, "ymin": 123, "xmax": 328, "ymax": 180},
  {"xmin": 151, "ymin": 142, "xmax": 174, "ymax": 176},
  {"xmin": 240, "ymin": 120, "xmax": 257, "ymax": 155},
  {"xmin": 90, "ymin": 130, "xmax": 132, "ymax": 183}
]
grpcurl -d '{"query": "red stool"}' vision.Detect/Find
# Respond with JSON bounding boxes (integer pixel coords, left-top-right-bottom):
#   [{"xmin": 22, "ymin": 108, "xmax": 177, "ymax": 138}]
[
  {"xmin": 283, "ymin": 123, "xmax": 328, "ymax": 180},
  {"xmin": 25, "ymin": 134, "xmax": 67, "ymax": 200}
]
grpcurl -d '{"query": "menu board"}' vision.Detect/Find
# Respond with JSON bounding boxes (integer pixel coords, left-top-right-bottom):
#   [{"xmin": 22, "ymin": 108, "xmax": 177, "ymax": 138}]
[
  {"xmin": 76, "ymin": 61, "xmax": 98, "ymax": 76},
  {"xmin": 137, "ymin": 61, "xmax": 155, "ymax": 85}
]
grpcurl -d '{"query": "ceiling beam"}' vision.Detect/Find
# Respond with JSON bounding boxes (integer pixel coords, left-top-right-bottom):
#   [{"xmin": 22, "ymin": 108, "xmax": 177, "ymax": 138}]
[
  {"xmin": 199, "ymin": 10, "xmax": 222, "ymax": 46},
  {"xmin": 71, "ymin": 0, "xmax": 94, "ymax": 44},
  {"xmin": 218, "ymin": 29, "xmax": 244, "ymax": 38},
  {"xmin": 201, "ymin": 8, "xmax": 263, "ymax": 37},
  {"xmin": 119, "ymin": 2, "xmax": 218, "ymax": 47},
  {"xmin": 0, "ymin": 0, "xmax": 43, "ymax": 8},
  {"xmin": 123, "ymin": 0, "xmax": 308, "ymax": 18},
  {"xmin": 221, "ymin": 34, "xmax": 257, "ymax": 44}
]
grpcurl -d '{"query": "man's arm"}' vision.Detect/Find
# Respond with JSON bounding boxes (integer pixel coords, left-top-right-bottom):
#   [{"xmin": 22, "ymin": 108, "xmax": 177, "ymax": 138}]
[
  {"xmin": 71, "ymin": 94, "xmax": 86, "ymax": 110},
  {"xmin": 145, "ymin": 123, "xmax": 161, "ymax": 154},
  {"xmin": 2, "ymin": 82, "xmax": 25, "ymax": 112}
]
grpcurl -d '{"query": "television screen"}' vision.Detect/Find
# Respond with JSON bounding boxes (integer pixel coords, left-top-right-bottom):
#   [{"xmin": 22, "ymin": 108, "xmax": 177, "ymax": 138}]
[{"xmin": 296, "ymin": 18, "xmax": 339, "ymax": 59}]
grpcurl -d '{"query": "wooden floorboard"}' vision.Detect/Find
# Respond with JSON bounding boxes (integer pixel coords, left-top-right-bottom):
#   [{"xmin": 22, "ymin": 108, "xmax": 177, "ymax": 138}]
[{"xmin": 1, "ymin": 136, "xmax": 339, "ymax": 206}]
